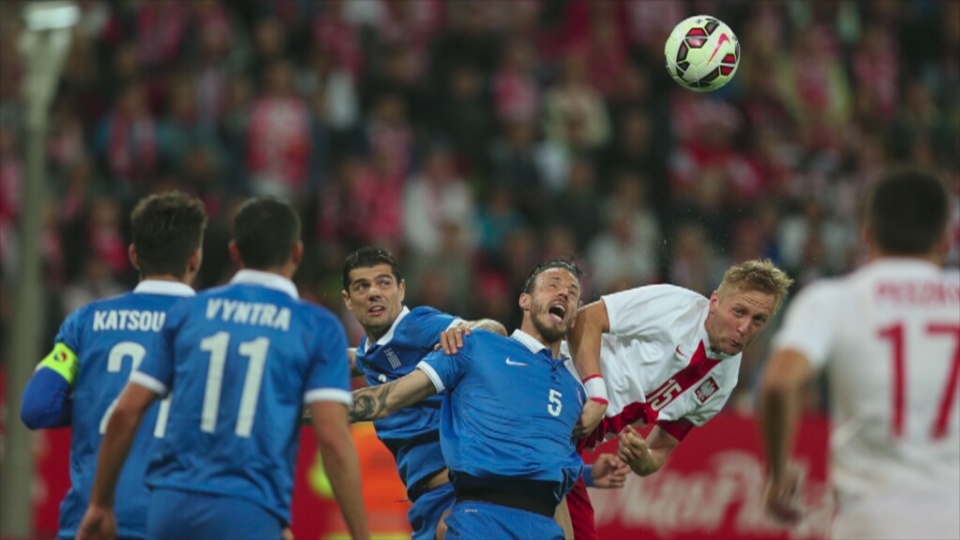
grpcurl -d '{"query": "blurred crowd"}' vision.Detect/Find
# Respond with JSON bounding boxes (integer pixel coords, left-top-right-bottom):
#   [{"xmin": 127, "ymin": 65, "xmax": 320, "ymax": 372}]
[{"xmin": 0, "ymin": 0, "xmax": 958, "ymax": 411}]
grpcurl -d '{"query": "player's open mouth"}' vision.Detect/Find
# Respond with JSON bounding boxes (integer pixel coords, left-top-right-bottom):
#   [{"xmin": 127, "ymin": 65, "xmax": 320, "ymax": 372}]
[
  {"xmin": 548, "ymin": 303, "xmax": 566, "ymax": 322},
  {"xmin": 368, "ymin": 306, "xmax": 386, "ymax": 316}
]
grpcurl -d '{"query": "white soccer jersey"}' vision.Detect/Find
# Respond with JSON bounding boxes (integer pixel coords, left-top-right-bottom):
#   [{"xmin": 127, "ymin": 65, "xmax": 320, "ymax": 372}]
[
  {"xmin": 575, "ymin": 284, "xmax": 741, "ymax": 445},
  {"xmin": 773, "ymin": 259, "xmax": 960, "ymax": 529}
]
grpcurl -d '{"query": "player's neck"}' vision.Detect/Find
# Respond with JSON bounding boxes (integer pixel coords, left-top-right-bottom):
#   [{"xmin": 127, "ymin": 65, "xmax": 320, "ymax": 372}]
[
  {"xmin": 140, "ymin": 273, "xmax": 189, "ymax": 284},
  {"xmin": 870, "ymin": 249, "xmax": 943, "ymax": 265}
]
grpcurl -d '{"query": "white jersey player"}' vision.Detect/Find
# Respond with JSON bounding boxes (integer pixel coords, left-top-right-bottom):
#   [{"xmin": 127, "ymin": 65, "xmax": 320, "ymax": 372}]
[
  {"xmin": 761, "ymin": 169, "xmax": 960, "ymax": 539},
  {"xmin": 570, "ymin": 259, "xmax": 793, "ymax": 472}
]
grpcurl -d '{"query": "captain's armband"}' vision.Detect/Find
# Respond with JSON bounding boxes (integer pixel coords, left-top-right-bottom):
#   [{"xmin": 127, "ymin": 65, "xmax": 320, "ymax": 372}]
[{"xmin": 39, "ymin": 343, "xmax": 80, "ymax": 386}]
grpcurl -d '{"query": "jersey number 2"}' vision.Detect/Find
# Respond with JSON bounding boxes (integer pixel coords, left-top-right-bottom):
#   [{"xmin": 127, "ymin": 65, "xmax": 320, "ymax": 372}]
[
  {"xmin": 879, "ymin": 323, "xmax": 960, "ymax": 439},
  {"xmin": 200, "ymin": 332, "xmax": 270, "ymax": 437},
  {"xmin": 99, "ymin": 342, "xmax": 172, "ymax": 436}
]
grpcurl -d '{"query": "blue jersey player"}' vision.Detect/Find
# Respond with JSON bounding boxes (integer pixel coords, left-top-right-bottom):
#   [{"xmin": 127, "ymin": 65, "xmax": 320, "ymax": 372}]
[
  {"xmin": 341, "ymin": 246, "xmax": 506, "ymax": 540},
  {"xmin": 21, "ymin": 192, "xmax": 207, "ymax": 540},
  {"xmin": 78, "ymin": 197, "xmax": 370, "ymax": 540},
  {"xmin": 348, "ymin": 260, "xmax": 587, "ymax": 540}
]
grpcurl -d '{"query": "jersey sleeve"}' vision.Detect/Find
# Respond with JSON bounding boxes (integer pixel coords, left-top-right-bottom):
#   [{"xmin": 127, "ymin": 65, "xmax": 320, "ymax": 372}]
[
  {"xmin": 130, "ymin": 304, "xmax": 181, "ymax": 397},
  {"xmin": 416, "ymin": 339, "xmax": 472, "ymax": 393},
  {"xmin": 20, "ymin": 310, "xmax": 85, "ymax": 428},
  {"xmin": 406, "ymin": 307, "xmax": 461, "ymax": 347},
  {"xmin": 303, "ymin": 310, "xmax": 352, "ymax": 406},
  {"xmin": 603, "ymin": 285, "xmax": 700, "ymax": 338},
  {"xmin": 771, "ymin": 281, "xmax": 842, "ymax": 370}
]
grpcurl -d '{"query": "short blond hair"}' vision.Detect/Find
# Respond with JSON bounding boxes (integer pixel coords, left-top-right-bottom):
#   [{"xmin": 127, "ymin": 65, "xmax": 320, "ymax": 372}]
[{"xmin": 717, "ymin": 259, "xmax": 793, "ymax": 314}]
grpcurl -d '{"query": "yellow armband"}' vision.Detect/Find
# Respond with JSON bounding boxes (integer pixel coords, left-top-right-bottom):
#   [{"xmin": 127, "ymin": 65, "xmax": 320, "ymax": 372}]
[{"xmin": 39, "ymin": 342, "xmax": 79, "ymax": 386}]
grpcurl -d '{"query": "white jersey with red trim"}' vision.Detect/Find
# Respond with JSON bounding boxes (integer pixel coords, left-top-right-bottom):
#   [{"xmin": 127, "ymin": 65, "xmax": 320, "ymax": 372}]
[
  {"xmin": 573, "ymin": 284, "xmax": 741, "ymax": 447},
  {"xmin": 772, "ymin": 259, "xmax": 960, "ymax": 506}
]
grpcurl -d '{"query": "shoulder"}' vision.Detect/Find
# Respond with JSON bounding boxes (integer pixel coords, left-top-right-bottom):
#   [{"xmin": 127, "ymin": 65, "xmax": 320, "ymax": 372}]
[
  {"xmin": 603, "ymin": 283, "xmax": 706, "ymax": 307},
  {"xmin": 786, "ymin": 278, "xmax": 847, "ymax": 313}
]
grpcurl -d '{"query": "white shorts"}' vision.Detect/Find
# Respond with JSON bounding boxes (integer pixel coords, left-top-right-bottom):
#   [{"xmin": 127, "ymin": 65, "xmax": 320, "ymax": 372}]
[{"xmin": 832, "ymin": 488, "xmax": 960, "ymax": 540}]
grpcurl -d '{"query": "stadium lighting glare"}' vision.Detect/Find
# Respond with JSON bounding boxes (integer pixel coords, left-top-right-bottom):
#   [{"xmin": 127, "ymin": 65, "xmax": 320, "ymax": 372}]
[{"xmin": 23, "ymin": 1, "xmax": 80, "ymax": 30}]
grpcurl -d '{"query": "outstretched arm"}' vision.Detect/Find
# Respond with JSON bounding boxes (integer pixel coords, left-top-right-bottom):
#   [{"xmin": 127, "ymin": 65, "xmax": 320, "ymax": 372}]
[
  {"xmin": 348, "ymin": 369, "xmax": 438, "ymax": 422},
  {"xmin": 568, "ymin": 301, "xmax": 611, "ymax": 436}
]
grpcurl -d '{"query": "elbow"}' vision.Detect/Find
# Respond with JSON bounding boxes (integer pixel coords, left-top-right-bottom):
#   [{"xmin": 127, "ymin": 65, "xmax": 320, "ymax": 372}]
[{"xmin": 21, "ymin": 406, "xmax": 46, "ymax": 430}]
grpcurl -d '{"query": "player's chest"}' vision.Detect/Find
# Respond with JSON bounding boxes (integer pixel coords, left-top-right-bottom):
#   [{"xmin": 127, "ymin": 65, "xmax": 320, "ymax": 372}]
[
  {"xmin": 358, "ymin": 343, "xmax": 425, "ymax": 380},
  {"xmin": 475, "ymin": 357, "xmax": 583, "ymax": 424}
]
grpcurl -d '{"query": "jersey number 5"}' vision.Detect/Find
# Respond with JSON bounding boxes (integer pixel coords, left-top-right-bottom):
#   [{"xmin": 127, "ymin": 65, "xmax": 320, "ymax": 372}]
[
  {"xmin": 879, "ymin": 323, "xmax": 960, "ymax": 439},
  {"xmin": 548, "ymin": 389, "xmax": 563, "ymax": 416},
  {"xmin": 200, "ymin": 332, "xmax": 270, "ymax": 437}
]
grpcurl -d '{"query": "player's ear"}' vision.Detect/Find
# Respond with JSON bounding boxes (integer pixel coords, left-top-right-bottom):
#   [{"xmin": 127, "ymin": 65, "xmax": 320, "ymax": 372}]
[
  {"xmin": 709, "ymin": 291, "xmax": 720, "ymax": 313},
  {"xmin": 397, "ymin": 279, "xmax": 406, "ymax": 302},
  {"xmin": 342, "ymin": 289, "xmax": 352, "ymax": 309},
  {"xmin": 291, "ymin": 241, "xmax": 304, "ymax": 266},
  {"xmin": 188, "ymin": 247, "xmax": 203, "ymax": 274},
  {"xmin": 128, "ymin": 243, "xmax": 140, "ymax": 271},
  {"xmin": 228, "ymin": 240, "xmax": 242, "ymax": 267},
  {"xmin": 519, "ymin": 292, "xmax": 531, "ymax": 312}
]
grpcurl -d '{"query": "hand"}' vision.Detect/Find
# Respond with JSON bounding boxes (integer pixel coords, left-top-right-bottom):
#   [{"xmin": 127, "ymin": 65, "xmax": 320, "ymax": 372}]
[
  {"xmin": 436, "ymin": 324, "xmax": 472, "ymax": 354},
  {"xmin": 282, "ymin": 527, "xmax": 295, "ymax": 540},
  {"xmin": 77, "ymin": 505, "xmax": 117, "ymax": 540},
  {"xmin": 590, "ymin": 454, "xmax": 630, "ymax": 489},
  {"xmin": 764, "ymin": 467, "xmax": 805, "ymax": 525},
  {"xmin": 574, "ymin": 399, "xmax": 607, "ymax": 439},
  {"xmin": 617, "ymin": 425, "xmax": 649, "ymax": 474}
]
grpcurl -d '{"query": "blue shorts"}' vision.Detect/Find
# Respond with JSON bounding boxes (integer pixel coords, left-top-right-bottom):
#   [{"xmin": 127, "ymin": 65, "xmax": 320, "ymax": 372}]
[
  {"xmin": 410, "ymin": 482, "xmax": 455, "ymax": 540},
  {"xmin": 444, "ymin": 500, "xmax": 563, "ymax": 540},
  {"xmin": 146, "ymin": 488, "xmax": 284, "ymax": 540}
]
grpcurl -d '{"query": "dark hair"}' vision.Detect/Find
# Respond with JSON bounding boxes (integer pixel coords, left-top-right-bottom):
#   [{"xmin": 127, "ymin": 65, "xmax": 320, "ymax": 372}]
[
  {"xmin": 866, "ymin": 168, "xmax": 949, "ymax": 255},
  {"xmin": 233, "ymin": 197, "xmax": 301, "ymax": 269},
  {"xmin": 342, "ymin": 246, "xmax": 402, "ymax": 290},
  {"xmin": 522, "ymin": 258, "xmax": 582, "ymax": 294},
  {"xmin": 130, "ymin": 191, "xmax": 207, "ymax": 278}
]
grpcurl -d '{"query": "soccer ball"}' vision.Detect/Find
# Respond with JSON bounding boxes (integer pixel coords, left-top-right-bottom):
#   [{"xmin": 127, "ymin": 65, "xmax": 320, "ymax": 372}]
[{"xmin": 664, "ymin": 15, "xmax": 740, "ymax": 92}]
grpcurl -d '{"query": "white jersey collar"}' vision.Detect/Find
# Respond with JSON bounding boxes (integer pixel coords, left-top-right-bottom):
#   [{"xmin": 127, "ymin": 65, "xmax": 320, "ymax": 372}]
[
  {"xmin": 364, "ymin": 306, "xmax": 411, "ymax": 353},
  {"xmin": 230, "ymin": 269, "xmax": 299, "ymax": 299},
  {"xmin": 134, "ymin": 280, "xmax": 195, "ymax": 297}
]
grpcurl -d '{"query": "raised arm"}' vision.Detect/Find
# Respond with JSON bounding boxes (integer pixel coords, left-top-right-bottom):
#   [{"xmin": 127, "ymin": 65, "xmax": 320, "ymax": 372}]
[
  {"xmin": 568, "ymin": 300, "xmax": 611, "ymax": 436},
  {"xmin": 348, "ymin": 369, "xmax": 438, "ymax": 422}
]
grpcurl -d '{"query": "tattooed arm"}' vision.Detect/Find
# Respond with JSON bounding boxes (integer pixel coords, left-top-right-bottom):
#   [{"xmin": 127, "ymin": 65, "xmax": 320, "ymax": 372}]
[{"xmin": 349, "ymin": 370, "xmax": 438, "ymax": 422}]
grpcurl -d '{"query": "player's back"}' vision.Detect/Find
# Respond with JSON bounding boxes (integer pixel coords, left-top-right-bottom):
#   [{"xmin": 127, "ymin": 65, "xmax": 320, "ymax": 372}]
[
  {"xmin": 821, "ymin": 260, "xmax": 960, "ymax": 495},
  {"xmin": 61, "ymin": 285, "xmax": 191, "ymax": 538},
  {"xmin": 143, "ymin": 277, "xmax": 348, "ymax": 521}
]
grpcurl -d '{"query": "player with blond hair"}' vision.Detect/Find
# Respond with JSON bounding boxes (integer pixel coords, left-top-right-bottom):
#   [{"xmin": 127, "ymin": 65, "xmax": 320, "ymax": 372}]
[{"xmin": 566, "ymin": 258, "xmax": 793, "ymax": 540}]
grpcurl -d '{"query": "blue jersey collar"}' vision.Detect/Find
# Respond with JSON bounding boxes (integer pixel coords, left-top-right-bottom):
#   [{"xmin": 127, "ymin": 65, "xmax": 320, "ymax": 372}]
[
  {"xmin": 363, "ymin": 306, "xmax": 411, "ymax": 353},
  {"xmin": 230, "ymin": 269, "xmax": 299, "ymax": 299},
  {"xmin": 134, "ymin": 280, "xmax": 195, "ymax": 297},
  {"xmin": 510, "ymin": 329, "xmax": 568, "ymax": 360}
]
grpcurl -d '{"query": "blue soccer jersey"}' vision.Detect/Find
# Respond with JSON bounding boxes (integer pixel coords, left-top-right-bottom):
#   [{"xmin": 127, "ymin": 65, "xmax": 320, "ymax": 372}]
[
  {"xmin": 131, "ymin": 270, "xmax": 351, "ymax": 524},
  {"xmin": 21, "ymin": 280, "xmax": 195, "ymax": 539},
  {"xmin": 417, "ymin": 329, "xmax": 585, "ymax": 506},
  {"xmin": 355, "ymin": 306, "xmax": 459, "ymax": 493}
]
